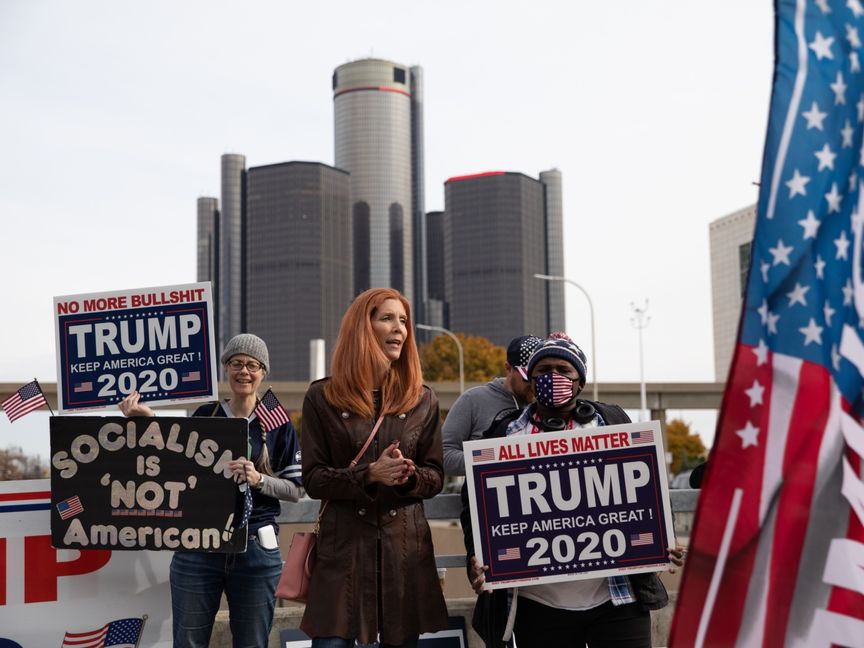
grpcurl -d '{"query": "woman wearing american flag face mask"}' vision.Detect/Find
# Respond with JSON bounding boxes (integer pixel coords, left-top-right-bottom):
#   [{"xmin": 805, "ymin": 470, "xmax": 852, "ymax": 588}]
[
  {"xmin": 119, "ymin": 333, "xmax": 303, "ymax": 648},
  {"xmin": 461, "ymin": 333, "xmax": 685, "ymax": 648}
]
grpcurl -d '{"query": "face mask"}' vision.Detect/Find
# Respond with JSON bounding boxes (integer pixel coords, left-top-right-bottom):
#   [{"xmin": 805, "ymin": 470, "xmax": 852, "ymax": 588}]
[{"xmin": 533, "ymin": 371, "xmax": 575, "ymax": 408}]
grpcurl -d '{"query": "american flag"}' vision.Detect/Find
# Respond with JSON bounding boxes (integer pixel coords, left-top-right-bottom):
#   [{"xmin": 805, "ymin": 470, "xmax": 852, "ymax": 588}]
[
  {"xmin": 253, "ymin": 388, "xmax": 290, "ymax": 432},
  {"xmin": 630, "ymin": 532, "xmax": 654, "ymax": 547},
  {"xmin": 181, "ymin": 370, "xmax": 200, "ymax": 382},
  {"xmin": 57, "ymin": 495, "xmax": 83, "ymax": 520},
  {"xmin": 497, "ymin": 547, "xmax": 521, "ymax": 561},
  {"xmin": 671, "ymin": 2, "xmax": 864, "ymax": 646},
  {"xmin": 1, "ymin": 380, "xmax": 47, "ymax": 423},
  {"xmin": 74, "ymin": 381, "xmax": 93, "ymax": 393},
  {"xmin": 472, "ymin": 447, "xmax": 496, "ymax": 463},
  {"xmin": 630, "ymin": 429, "xmax": 654, "ymax": 446},
  {"xmin": 61, "ymin": 617, "xmax": 144, "ymax": 648}
]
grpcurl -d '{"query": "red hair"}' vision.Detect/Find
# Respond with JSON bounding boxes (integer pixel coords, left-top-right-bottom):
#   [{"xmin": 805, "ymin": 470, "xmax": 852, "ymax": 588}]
[{"xmin": 325, "ymin": 288, "xmax": 424, "ymax": 417}]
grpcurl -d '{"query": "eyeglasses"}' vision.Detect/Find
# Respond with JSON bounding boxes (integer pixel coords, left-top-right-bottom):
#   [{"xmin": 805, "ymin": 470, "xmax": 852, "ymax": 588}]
[{"xmin": 226, "ymin": 359, "xmax": 264, "ymax": 373}]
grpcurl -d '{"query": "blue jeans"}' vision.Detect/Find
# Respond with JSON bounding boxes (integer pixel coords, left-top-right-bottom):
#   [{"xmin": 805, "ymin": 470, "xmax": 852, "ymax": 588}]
[
  {"xmin": 170, "ymin": 534, "xmax": 282, "ymax": 648},
  {"xmin": 311, "ymin": 638, "xmax": 419, "ymax": 648}
]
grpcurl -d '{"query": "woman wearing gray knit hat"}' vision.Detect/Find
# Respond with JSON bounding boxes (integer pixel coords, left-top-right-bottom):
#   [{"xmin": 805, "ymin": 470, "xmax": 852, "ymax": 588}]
[
  {"xmin": 119, "ymin": 333, "xmax": 302, "ymax": 648},
  {"xmin": 461, "ymin": 333, "xmax": 684, "ymax": 648}
]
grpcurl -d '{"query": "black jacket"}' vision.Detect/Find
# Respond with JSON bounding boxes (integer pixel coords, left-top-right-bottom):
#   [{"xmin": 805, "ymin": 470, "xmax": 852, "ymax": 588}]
[{"xmin": 460, "ymin": 400, "xmax": 669, "ymax": 647}]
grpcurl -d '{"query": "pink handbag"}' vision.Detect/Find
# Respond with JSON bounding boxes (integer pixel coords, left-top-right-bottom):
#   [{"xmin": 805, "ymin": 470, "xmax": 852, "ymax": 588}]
[{"xmin": 276, "ymin": 414, "xmax": 385, "ymax": 602}]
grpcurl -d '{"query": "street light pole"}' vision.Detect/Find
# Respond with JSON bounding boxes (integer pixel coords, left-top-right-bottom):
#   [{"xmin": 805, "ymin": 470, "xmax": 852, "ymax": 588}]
[
  {"xmin": 416, "ymin": 323, "xmax": 464, "ymax": 394},
  {"xmin": 630, "ymin": 300, "xmax": 650, "ymax": 421},
  {"xmin": 533, "ymin": 274, "xmax": 598, "ymax": 401}
]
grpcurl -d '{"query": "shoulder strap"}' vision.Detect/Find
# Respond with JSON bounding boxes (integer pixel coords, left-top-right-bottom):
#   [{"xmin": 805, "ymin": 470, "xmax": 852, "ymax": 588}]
[
  {"xmin": 350, "ymin": 413, "xmax": 386, "ymax": 467},
  {"xmin": 317, "ymin": 413, "xmax": 386, "ymax": 525}
]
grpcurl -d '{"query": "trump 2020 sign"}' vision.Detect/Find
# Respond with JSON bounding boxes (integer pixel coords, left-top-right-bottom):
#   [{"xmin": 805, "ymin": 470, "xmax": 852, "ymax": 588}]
[
  {"xmin": 54, "ymin": 282, "xmax": 217, "ymax": 412},
  {"xmin": 464, "ymin": 420, "xmax": 676, "ymax": 589}
]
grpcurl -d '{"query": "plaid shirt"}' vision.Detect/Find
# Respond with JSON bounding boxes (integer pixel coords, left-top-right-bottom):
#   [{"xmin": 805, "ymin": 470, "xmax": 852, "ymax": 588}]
[{"xmin": 506, "ymin": 403, "xmax": 636, "ymax": 606}]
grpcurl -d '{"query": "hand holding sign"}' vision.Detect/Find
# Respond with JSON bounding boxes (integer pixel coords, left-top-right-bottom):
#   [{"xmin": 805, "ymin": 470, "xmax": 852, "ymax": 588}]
[{"xmin": 118, "ymin": 391, "xmax": 155, "ymax": 417}]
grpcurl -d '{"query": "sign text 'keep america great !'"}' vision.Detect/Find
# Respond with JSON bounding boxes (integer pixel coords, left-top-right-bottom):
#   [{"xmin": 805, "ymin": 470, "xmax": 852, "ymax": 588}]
[
  {"xmin": 464, "ymin": 420, "xmax": 676, "ymax": 590},
  {"xmin": 54, "ymin": 282, "xmax": 218, "ymax": 412}
]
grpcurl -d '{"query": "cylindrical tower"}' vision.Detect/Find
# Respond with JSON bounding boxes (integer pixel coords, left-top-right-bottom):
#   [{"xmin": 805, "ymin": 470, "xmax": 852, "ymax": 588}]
[
  {"xmin": 540, "ymin": 169, "xmax": 566, "ymax": 332},
  {"xmin": 220, "ymin": 153, "xmax": 246, "ymax": 350},
  {"xmin": 333, "ymin": 58, "xmax": 415, "ymax": 302}
]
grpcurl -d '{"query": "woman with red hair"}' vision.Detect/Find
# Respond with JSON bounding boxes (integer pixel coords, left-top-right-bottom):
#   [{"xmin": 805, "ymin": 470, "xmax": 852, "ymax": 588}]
[{"xmin": 300, "ymin": 288, "xmax": 449, "ymax": 648}]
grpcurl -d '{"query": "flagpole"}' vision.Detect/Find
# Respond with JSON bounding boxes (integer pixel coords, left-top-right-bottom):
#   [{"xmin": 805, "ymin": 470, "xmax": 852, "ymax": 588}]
[
  {"xmin": 134, "ymin": 615, "xmax": 148, "ymax": 648},
  {"xmin": 34, "ymin": 378, "xmax": 55, "ymax": 416}
]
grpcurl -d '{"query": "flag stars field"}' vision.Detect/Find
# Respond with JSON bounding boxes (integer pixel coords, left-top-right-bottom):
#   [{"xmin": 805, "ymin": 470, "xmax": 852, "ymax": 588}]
[{"xmin": 835, "ymin": 228, "xmax": 851, "ymax": 257}]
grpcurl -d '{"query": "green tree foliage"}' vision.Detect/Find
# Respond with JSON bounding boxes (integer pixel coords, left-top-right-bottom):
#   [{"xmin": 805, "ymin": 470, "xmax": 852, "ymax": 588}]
[
  {"xmin": 419, "ymin": 334, "xmax": 506, "ymax": 383},
  {"xmin": 0, "ymin": 446, "xmax": 48, "ymax": 480},
  {"xmin": 666, "ymin": 418, "xmax": 707, "ymax": 475}
]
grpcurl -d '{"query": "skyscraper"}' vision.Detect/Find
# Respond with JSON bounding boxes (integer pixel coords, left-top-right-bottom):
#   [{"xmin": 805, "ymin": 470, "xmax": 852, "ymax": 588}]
[
  {"xmin": 444, "ymin": 171, "xmax": 563, "ymax": 346},
  {"xmin": 219, "ymin": 153, "xmax": 246, "ymax": 351},
  {"xmin": 245, "ymin": 161, "xmax": 351, "ymax": 380},
  {"xmin": 539, "ymin": 169, "xmax": 566, "ymax": 332},
  {"xmin": 332, "ymin": 58, "xmax": 425, "ymax": 316},
  {"xmin": 196, "ymin": 196, "xmax": 220, "ymax": 340},
  {"xmin": 425, "ymin": 210, "xmax": 447, "ymax": 329},
  {"xmin": 710, "ymin": 204, "xmax": 756, "ymax": 381}
]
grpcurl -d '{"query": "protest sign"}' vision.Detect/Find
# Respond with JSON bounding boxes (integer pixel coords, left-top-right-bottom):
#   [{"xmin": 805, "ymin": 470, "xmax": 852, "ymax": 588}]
[
  {"xmin": 464, "ymin": 420, "xmax": 675, "ymax": 590},
  {"xmin": 54, "ymin": 282, "xmax": 217, "ymax": 412},
  {"xmin": 50, "ymin": 416, "xmax": 249, "ymax": 552},
  {"xmin": 0, "ymin": 479, "xmax": 172, "ymax": 646}
]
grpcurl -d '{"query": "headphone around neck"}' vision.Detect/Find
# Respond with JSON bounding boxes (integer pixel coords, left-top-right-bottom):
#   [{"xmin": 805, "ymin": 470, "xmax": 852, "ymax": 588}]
[{"xmin": 535, "ymin": 399, "xmax": 597, "ymax": 431}]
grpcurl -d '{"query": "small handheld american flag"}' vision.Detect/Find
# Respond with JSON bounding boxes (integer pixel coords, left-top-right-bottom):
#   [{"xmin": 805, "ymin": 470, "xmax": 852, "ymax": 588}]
[
  {"xmin": 253, "ymin": 388, "xmax": 290, "ymax": 432},
  {"xmin": 2, "ymin": 380, "xmax": 48, "ymax": 423}
]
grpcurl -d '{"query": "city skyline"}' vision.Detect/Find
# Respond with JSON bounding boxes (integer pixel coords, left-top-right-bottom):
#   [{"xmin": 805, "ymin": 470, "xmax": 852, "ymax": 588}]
[{"xmin": 1, "ymin": 1, "xmax": 774, "ymax": 456}]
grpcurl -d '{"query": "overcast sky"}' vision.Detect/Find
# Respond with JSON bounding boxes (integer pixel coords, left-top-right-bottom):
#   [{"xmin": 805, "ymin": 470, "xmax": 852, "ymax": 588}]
[{"xmin": 0, "ymin": 1, "xmax": 774, "ymax": 457}]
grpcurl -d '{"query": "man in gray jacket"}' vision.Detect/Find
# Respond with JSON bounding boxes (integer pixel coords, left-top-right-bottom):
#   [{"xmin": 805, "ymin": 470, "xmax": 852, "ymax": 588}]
[{"xmin": 442, "ymin": 335, "xmax": 542, "ymax": 475}]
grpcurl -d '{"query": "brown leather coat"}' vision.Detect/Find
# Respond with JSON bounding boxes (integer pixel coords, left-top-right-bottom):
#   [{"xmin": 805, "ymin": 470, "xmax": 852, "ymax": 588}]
[{"xmin": 300, "ymin": 379, "xmax": 449, "ymax": 644}]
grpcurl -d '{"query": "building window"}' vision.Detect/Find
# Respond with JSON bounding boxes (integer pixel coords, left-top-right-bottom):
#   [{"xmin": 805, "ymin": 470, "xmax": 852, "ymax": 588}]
[
  {"xmin": 738, "ymin": 241, "xmax": 752, "ymax": 298},
  {"xmin": 393, "ymin": 67, "xmax": 406, "ymax": 84},
  {"xmin": 332, "ymin": 71, "xmax": 338, "ymax": 90},
  {"xmin": 354, "ymin": 202, "xmax": 370, "ymax": 295},
  {"xmin": 390, "ymin": 203, "xmax": 404, "ymax": 293}
]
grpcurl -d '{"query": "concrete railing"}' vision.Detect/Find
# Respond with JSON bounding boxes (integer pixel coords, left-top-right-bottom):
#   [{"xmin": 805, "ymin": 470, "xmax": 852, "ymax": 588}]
[{"xmin": 210, "ymin": 490, "xmax": 699, "ymax": 647}]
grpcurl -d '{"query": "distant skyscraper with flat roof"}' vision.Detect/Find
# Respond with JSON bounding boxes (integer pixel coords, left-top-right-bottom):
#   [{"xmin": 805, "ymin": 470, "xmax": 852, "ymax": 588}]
[
  {"xmin": 198, "ymin": 156, "xmax": 352, "ymax": 380},
  {"xmin": 332, "ymin": 57, "xmax": 426, "ymax": 318},
  {"xmin": 196, "ymin": 196, "xmax": 220, "ymax": 340},
  {"xmin": 443, "ymin": 170, "xmax": 565, "ymax": 346},
  {"xmin": 710, "ymin": 204, "xmax": 756, "ymax": 381},
  {"xmin": 245, "ymin": 161, "xmax": 351, "ymax": 380},
  {"xmin": 219, "ymin": 153, "xmax": 246, "ymax": 351}
]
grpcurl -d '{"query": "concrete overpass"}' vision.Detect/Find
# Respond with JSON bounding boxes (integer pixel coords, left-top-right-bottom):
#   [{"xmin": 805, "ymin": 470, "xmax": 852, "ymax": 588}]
[{"xmin": 1, "ymin": 381, "xmax": 725, "ymax": 422}]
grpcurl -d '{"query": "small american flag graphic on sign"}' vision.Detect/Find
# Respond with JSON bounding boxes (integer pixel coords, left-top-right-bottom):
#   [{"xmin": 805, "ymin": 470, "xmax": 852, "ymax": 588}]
[
  {"xmin": 497, "ymin": 547, "xmax": 521, "ymax": 561},
  {"xmin": 57, "ymin": 495, "xmax": 84, "ymax": 520},
  {"xmin": 630, "ymin": 430, "xmax": 654, "ymax": 445},
  {"xmin": 472, "ymin": 448, "xmax": 496, "ymax": 463},
  {"xmin": 630, "ymin": 532, "xmax": 654, "ymax": 547},
  {"xmin": 181, "ymin": 371, "xmax": 201, "ymax": 382}
]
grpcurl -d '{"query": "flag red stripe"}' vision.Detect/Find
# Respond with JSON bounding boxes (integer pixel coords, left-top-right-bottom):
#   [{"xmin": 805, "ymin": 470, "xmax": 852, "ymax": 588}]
[{"xmin": 763, "ymin": 361, "xmax": 831, "ymax": 646}]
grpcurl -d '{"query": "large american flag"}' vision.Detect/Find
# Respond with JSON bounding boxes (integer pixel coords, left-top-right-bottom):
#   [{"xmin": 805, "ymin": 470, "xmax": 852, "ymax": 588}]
[
  {"xmin": 671, "ymin": 1, "xmax": 864, "ymax": 646},
  {"xmin": 61, "ymin": 617, "xmax": 144, "ymax": 648},
  {"xmin": 253, "ymin": 388, "xmax": 290, "ymax": 432},
  {"xmin": 1, "ymin": 380, "xmax": 47, "ymax": 423}
]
